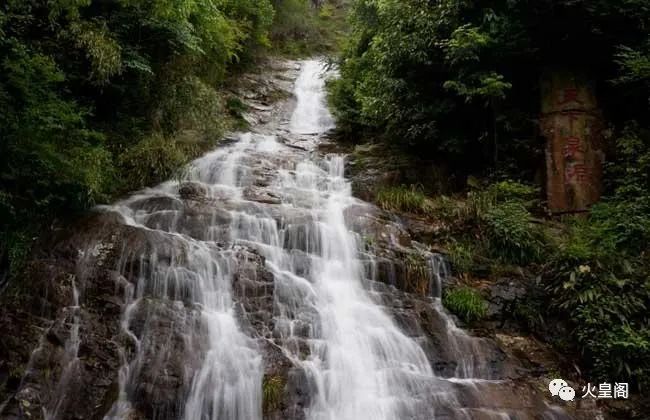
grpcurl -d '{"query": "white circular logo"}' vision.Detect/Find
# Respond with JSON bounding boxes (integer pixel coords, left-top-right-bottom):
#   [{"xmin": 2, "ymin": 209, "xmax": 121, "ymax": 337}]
[
  {"xmin": 548, "ymin": 379, "xmax": 568, "ymax": 396},
  {"xmin": 558, "ymin": 386, "xmax": 576, "ymax": 401}
]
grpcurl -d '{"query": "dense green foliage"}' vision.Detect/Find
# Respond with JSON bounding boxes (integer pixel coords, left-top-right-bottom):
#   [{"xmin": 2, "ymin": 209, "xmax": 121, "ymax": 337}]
[
  {"xmin": 332, "ymin": 0, "xmax": 650, "ymax": 391},
  {"xmin": 331, "ymin": 0, "xmax": 649, "ymax": 173},
  {"xmin": 544, "ymin": 125, "xmax": 650, "ymax": 389},
  {"xmin": 443, "ymin": 286, "xmax": 488, "ymax": 324},
  {"xmin": 448, "ymin": 180, "xmax": 545, "ymax": 267},
  {"xmin": 376, "ymin": 185, "xmax": 430, "ymax": 214},
  {"xmin": 270, "ymin": 0, "xmax": 348, "ymax": 56},
  {"xmin": 0, "ymin": 0, "xmax": 341, "ymax": 283},
  {"xmin": 438, "ymin": 170, "xmax": 650, "ymax": 388},
  {"xmin": 483, "ymin": 201, "xmax": 544, "ymax": 265}
]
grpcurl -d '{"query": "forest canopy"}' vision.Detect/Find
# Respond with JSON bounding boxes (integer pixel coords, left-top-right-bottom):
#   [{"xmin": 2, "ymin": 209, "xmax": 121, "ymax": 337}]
[{"xmin": 330, "ymin": 0, "xmax": 649, "ymax": 174}]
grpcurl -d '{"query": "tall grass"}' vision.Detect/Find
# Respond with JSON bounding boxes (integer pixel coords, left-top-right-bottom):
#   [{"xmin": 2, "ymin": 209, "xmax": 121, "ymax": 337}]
[
  {"xmin": 263, "ymin": 375, "xmax": 285, "ymax": 414},
  {"xmin": 443, "ymin": 286, "xmax": 488, "ymax": 323},
  {"xmin": 404, "ymin": 253, "xmax": 431, "ymax": 295},
  {"xmin": 376, "ymin": 185, "xmax": 431, "ymax": 214}
]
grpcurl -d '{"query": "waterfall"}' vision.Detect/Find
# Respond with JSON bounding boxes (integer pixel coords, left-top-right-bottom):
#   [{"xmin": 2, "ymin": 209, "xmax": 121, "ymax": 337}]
[
  {"xmin": 13, "ymin": 59, "xmax": 571, "ymax": 420},
  {"xmin": 289, "ymin": 60, "xmax": 335, "ymax": 135},
  {"xmin": 272, "ymin": 62, "xmax": 436, "ymax": 419}
]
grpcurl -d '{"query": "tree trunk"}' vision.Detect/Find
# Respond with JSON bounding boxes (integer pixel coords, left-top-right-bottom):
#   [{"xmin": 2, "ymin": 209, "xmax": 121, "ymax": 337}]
[{"xmin": 540, "ymin": 70, "xmax": 605, "ymax": 214}]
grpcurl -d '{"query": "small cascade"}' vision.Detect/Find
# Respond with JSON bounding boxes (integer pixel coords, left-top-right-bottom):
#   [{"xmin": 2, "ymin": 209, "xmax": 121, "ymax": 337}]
[
  {"xmin": 425, "ymin": 254, "xmax": 494, "ymax": 380},
  {"xmin": 268, "ymin": 155, "xmax": 438, "ymax": 420},
  {"xmin": 102, "ymin": 136, "xmax": 269, "ymax": 419},
  {"xmin": 290, "ymin": 60, "xmax": 335, "ymax": 135},
  {"xmin": 43, "ymin": 276, "xmax": 81, "ymax": 420}
]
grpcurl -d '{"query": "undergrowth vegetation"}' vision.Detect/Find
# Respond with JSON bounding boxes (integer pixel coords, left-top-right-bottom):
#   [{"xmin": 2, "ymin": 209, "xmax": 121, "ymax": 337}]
[
  {"xmin": 483, "ymin": 202, "xmax": 545, "ymax": 265},
  {"xmin": 327, "ymin": 0, "xmax": 650, "ymax": 400},
  {"xmin": 373, "ymin": 169, "xmax": 650, "ymax": 389},
  {"xmin": 376, "ymin": 185, "xmax": 430, "ymax": 215},
  {"xmin": 426, "ymin": 180, "xmax": 545, "ymax": 269},
  {"xmin": 443, "ymin": 287, "xmax": 488, "ymax": 324},
  {"xmin": 403, "ymin": 252, "xmax": 431, "ymax": 295},
  {"xmin": 457, "ymin": 173, "xmax": 648, "ymax": 388},
  {"xmin": 367, "ymin": 169, "xmax": 650, "ymax": 389},
  {"xmin": 542, "ymin": 127, "xmax": 650, "ymax": 389},
  {"xmin": 262, "ymin": 375, "xmax": 285, "ymax": 414},
  {"xmin": 270, "ymin": 0, "xmax": 348, "ymax": 56}
]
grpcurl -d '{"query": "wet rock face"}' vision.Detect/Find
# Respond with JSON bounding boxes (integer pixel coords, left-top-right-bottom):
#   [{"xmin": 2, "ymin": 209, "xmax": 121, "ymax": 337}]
[
  {"xmin": 0, "ymin": 59, "xmax": 302, "ymax": 420},
  {"xmin": 230, "ymin": 249, "xmax": 310, "ymax": 420},
  {"xmin": 0, "ymin": 213, "xmax": 127, "ymax": 419},
  {"xmin": 0, "ymin": 212, "xmax": 290, "ymax": 419},
  {"xmin": 0, "ymin": 192, "xmax": 587, "ymax": 419},
  {"xmin": 178, "ymin": 182, "xmax": 208, "ymax": 202},
  {"xmin": 123, "ymin": 300, "xmax": 204, "ymax": 420}
]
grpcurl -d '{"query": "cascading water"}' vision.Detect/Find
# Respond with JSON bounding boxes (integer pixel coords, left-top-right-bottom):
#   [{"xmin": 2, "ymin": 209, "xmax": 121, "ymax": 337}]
[
  {"xmin": 271, "ymin": 158, "xmax": 437, "ymax": 420},
  {"xmin": 5, "ymin": 59, "xmax": 575, "ymax": 420},
  {"xmin": 103, "ymin": 59, "xmax": 454, "ymax": 420},
  {"xmin": 289, "ymin": 60, "xmax": 335, "ymax": 135}
]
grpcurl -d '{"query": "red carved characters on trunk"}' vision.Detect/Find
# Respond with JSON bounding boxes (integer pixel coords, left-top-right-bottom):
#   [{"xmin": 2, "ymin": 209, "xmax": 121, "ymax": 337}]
[{"xmin": 541, "ymin": 72, "xmax": 604, "ymax": 213}]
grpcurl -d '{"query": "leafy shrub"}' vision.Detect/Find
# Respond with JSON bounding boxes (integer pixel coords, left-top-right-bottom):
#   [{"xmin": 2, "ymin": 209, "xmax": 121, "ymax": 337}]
[
  {"xmin": 118, "ymin": 134, "xmax": 188, "ymax": 191},
  {"xmin": 226, "ymin": 96, "xmax": 250, "ymax": 130},
  {"xmin": 0, "ymin": 0, "xmax": 284, "ymax": 283},
  {"xmin": 484, "ymin": 201, "xmax": 545, "ymax": 265},
  {"xmin": 376, "ymin": 185, "xmax": 431, "ymax": 214},
  {"xmin": 589, "ymin": 201, "xmax": 650, "ymax": 256},
  {"xmin": 546, "ymin": 251, "xmax": 650, "ymax": 388},
  {"xmin": 489, "ymin": 180, "xmax": 539, "ymax": 206},
  {"xmin": 605, "ymin": 123, "xmax": 650, "ymax": 198},
  {"xmin": 155, "ymin": 75, "xmax": 227, "ymax": 140},
  {"xmin": 331, "ymin": 0, "xmax": 649, "ymax": 173},
  {"xmin": 270, "ymin": 0, "xmax": 345, "ymax": 56},
  {"xmin": 446, "ymin": 240, "xmax": 476, "ymax": 275},
  {"xmin": 466, "ymin": 188, "xmax": 497, "ymax": 222},
  {"xmin": 538, "ymin": 122, "xmax": 650, "ymax": 391},
  {"xmin": 0, "ymin": 42, "xmax": 112, "ymax": 219},
  {"xmin": 545, "ymin": 201, "xmax": 650, "ymax": 386},
  {"xmin": 443, "ymin": 286, "xmax": 488, "ymax": 323},
  {"xmin": 0, "ymin": 230, "xmax": 33, "ymax": 285},
  {"xmin": 465, "ymin": 180, "xmax": 538, "ymax": 220},
  {"xmin": 430, "ymin": 195, "xmax": 464, "ymax": 222}
]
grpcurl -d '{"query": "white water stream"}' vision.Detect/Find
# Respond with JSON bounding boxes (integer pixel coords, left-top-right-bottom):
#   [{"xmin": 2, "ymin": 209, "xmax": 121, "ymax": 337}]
[{"xmin": 78, "ymin": 59, "xmax": 568, "ymax": 420}]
